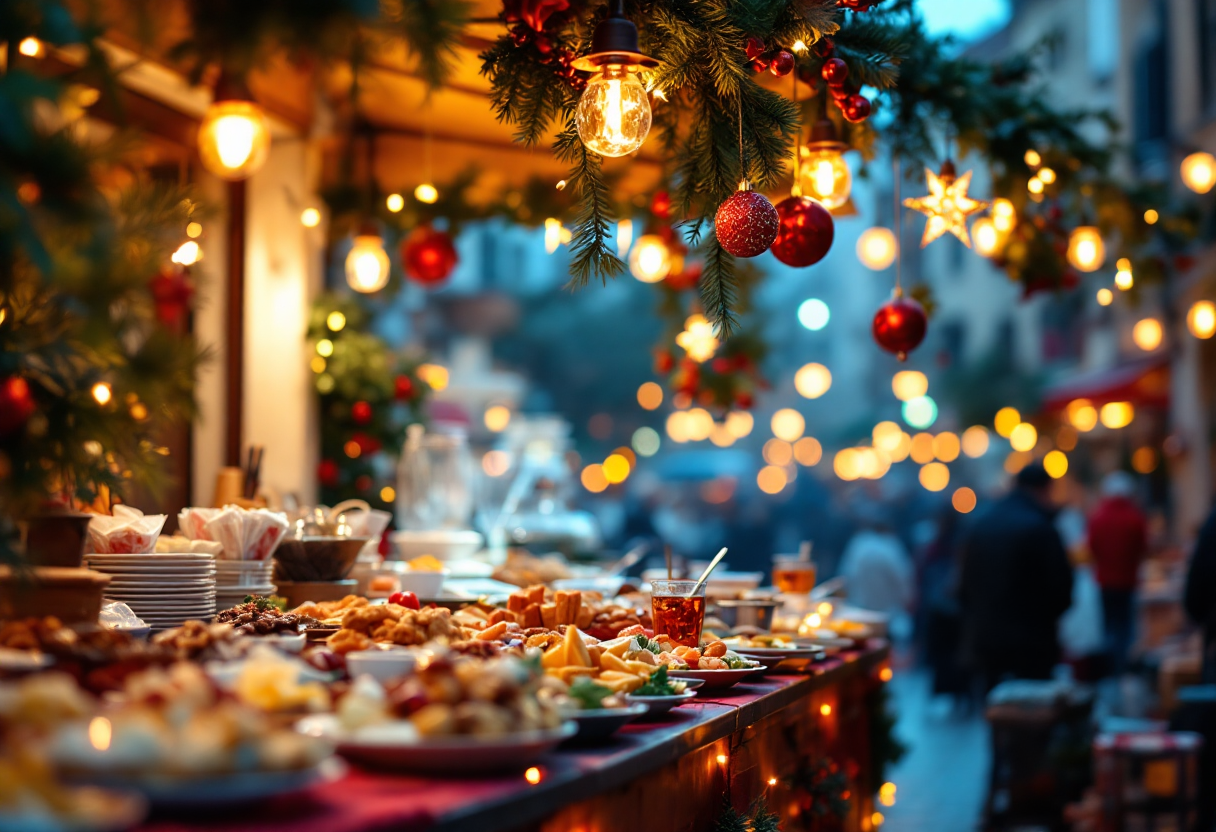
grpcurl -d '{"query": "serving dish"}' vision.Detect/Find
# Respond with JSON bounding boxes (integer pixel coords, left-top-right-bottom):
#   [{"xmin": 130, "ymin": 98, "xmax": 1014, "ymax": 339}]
[
  {"xmin": 624, "ymin": 688, "xmax": 697, "ymax": 718},
  {"xmin": 668, "ymin": 667, "xmax": 761, "ymax": 690},
  {"xmin": 566, "ymin": 703, "xmax": 649, "ymax": 742}
]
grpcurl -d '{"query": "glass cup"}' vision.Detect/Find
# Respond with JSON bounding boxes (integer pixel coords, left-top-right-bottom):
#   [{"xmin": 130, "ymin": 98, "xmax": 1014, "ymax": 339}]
[
  {"xmin": 650, "ymin": 580, "xmax": 707, "ymax": 648},
  {"xmin": 772, "ymin": 555, "xmax": 817, "ymax": 594}
]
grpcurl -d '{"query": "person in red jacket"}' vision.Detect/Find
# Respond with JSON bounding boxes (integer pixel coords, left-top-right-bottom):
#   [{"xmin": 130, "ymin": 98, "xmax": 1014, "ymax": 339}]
[{"xmin": 1086, "ymin": 471, "xmax": 1148, "ymax": 675}]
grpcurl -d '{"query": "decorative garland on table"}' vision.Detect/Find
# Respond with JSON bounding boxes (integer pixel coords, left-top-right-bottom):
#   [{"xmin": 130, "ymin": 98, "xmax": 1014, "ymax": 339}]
[
  {"xmin": 784, "ymin": 757, "xmax": 853, "ymax": 825},
  {"xmin": 866, "ymin": 682, "xmax": 906, "ymax": 797},
  {"xmin": 715, "ymin": 798, "xmax": 782, "ymax": 832}
]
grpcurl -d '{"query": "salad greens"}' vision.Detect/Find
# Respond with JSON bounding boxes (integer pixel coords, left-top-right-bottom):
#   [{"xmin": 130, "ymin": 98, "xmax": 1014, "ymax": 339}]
[
  {"xmin": 634, "ymin": 665, "xmax": 681, "ymax": 696},
  {"xmin": 569, "ymin": 676, "xmax": 615, "ymax": 709}
]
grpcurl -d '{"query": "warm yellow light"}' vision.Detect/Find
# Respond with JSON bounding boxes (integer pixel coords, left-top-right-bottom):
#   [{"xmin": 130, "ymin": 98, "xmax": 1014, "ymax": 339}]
[
  {"xmin": 709, "ymin": 424, "xmax": 736, "ymax": 447},
  {"xmin": 603, "ymin": 453, "xmax": 631, "ymax": 484},
  {"xmin": 919, "ymin": 462, "xmax": 949, "ymax": 492},
  {"xmin": 1023, "ymin": 149, "xmax": 1041, "ymax": 167},
  {"xmin": 186, "ymin": 221, "xmax": 203, "ymax": 238},
  {"xmin": 91, "ymin": 382, "xmax": 112, "ymax": 405},
  {"xmin": 543, "ymin": 218, "xmax": 572, "ymax": 254},
  {"xmin": 891, "ymin": 370, "xmax": 928, "ymax": 402},
  {"xmin": 171, "ymin": 240, "xmax": 201, "ymax": 265},
  {"xmin": 716, "ymin": 753, "xmax": 728, "ymax": 765},
  {"xmin": 326, "ymin": 311, "xmax": 346, "ymax": 332},
  {"xmin": 1067, "ymin": 227, "xmax": 1105, "ymax": 272},
  {"xmin": 763, "ymin": 438, "xmax": 794, "ymax": 466},
  {"xmin": 991, "ymin": 198, "xmax": 1017, "ymax": 232},
  {"xmin": 934, "ymin": 432, "xmax": 960, "ymax": 463},
  {"xmin": 833, "ymin": 448, "xmax": 860, "ymax": 481},
  {"xmin": 1133, "ymin": 318, "xmax": 1163, "ymax": 351},
  {"xmin": 310, "ymin": 356, "xmax": 326, "ymax": 374},
  {"xmin": 676, "ymin": 314, "xmax": 719, "ymax": 363},
  {"xmin": 1027, "ymin": 177, "xmax": 1045, "ymax": 194},
  {"xmin": 1100, "ymin": 401, "xmax": 1134, "ymax": 429},
  {"xmin": 872, "ymin": 421, "xmax": 903, "ymax": 452},
  {"xmin": 666, "ymin": 411, "xmax": 690, "ymax": 443},
  {"xmin": 685, "ymin": 408, "xmax": 714, "ymax": 441},
  {"xmin": 1188, "ymin": 301, "xmax": 1216, "ymax": 339},
  {"xmin": 872, "ymin": 812, "xmax": 885, "ymax": 827},
  {"xmin": 616, "ymin": 219, "xmax": 634, "ymax": 256},
  {"xmin": 344, "ymin": 440, "xmax": 361, "ymax": 458},
  {"xmin": 794, "ymin": 437, "xmax": 822, "ymax": 466},
  {"xmin": 952, "ymin": 487, "xmax": 977, "ymax": 513},
  {"xmin": 771, "ymin": 408, "xmax": 806, "ymax": 442},
  {"xmin": 88, "ymin": 716, "xmax": 112, "ymax": 751},
  {"xmin": 198, "ymin": 99, "xmax": 271, "ymax": 180},
  {"xmin": 414, "ymin": 183, "xmax": 439, "ymax": 204},
  {"xmin": 637, "ymin": 381, "xmax": 663, "ymax": 410},
  {"xmin": 1181, "ymin": 151, "xmax": 1216, "ymax": 194},
  {"xmin": 962, "ymin": 426, "xmax": 990, "ymax": 458},
  {"xmin": 1009, "ymin": 422, "xmax": 1038, "ymax": 452},
  {"xmin": 757, "ymin": 465, "xmax": 788, "ymax": 494},
  {"xmin": 1043, "ymin": 450, "xmax": 1068, "ymax": 479},
  {"xmin": 629, "ymin": 234, "xmax": 671, "ymax": 283},
  {"xmin": 879, "ymin": 667, "xmax": 893, "ymax": 682},
  {"xmin": 973, "ymin": 217, "xmax": 1001, "ymax": 257},
  {"xmin": 794, "ymin": 363, "xmax": 832, "ymax": 399},
  {"xmin": 725, "ymin": 410, "xmax": 754, "ymax": 438},
  {"xmin": 857, "ymin": 227, "xmax": 897, "ymax": 270},
  {"xmin": 525, "ymin": 766, "xmax": 542, "ymax": 785},
  {"xmin": 301, "ymin": 207, "xmax": 322, "ymax": 227},
  {"xmin": 1067, "ymin": 399, "xmax": 1098, "ymax": 432},
  {"xmin": 416, "ymin": 363, "xmax": 449, "ymax": 391},
  {"xmin": 768, "ymin": 777, "xmax": 779, "ymax": 786},
  {"xmin": 581, "ymin": 464, "xmax": 609, "ymax": 493},
  {"xmin": 994, "ymin": 407, "xmax": 1021, "ymax": 438},
  {"xmin": 910, "ymin": 432, "xmax": 935, "ymax": 465},
  {"xmin": 482, "ymin": 450, "xmax": 511, "ymax": 477},
  {"xmin": 484, "ymin": 405, "xmax": 511, "ymax": 432},
  {"xmin": 1132, "ymin": 446, "xmax": 1158, "ymax": 474},
  {"xmin": 575, "ymin": 65, "xmax": 652, "ymax": 157},
  {"xmin": 792, "ymin": 39, "xmax": 809, "ymax": 54},
  {"xmin": 1117, "ymin": 257, "xmax": 1132, "ymax": 271},
  {"xmin": 345, "ymin": 233, "xmax": 391, "ymax": 293},
  {"xmin": 1097, "ymin": 288, "xmax": 1113, "ymax": 306},
  {"xmin": 316, "ymin": 339, "xmax": 334, "ymax": 357},
  {"xmin": 819, "ymin": 704, "xmax": 832, "ymax": 716},
  {"xmin": 380, "ymin": 486, "xmax": 396, "ymax": 503},
  {"xmin": 1144, "ymin": 209, "xmax": 1159, "ymax": 225},
  {"xmin": 1037, "ymin": 167, "xmax": 1056, "ymax": 184},
  {"xmin": 385, "ymin": 193, "xmax": 405, "ymax": 213},
  {"xmin": 18, "ymin": 37, "xmax": 43, "ymax": 58},
  {"xmin": 800, "ymin": 148, "xmax": 852, "ymax": 210}
]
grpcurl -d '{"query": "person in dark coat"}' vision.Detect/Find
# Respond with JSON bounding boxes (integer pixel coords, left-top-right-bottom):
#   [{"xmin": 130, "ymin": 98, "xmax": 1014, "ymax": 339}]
[
  {"xmin": 959, "ymin": 463, "xmax": 1075, "ymax": 691},
  {"xmin": 1185, "ymin": 506, "xmax": 1216, "ymax": 682}
]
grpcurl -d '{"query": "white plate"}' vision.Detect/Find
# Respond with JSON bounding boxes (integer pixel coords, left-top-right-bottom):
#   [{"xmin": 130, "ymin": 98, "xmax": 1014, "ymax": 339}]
[
  {"xmin": 215, "ymin": 584, "xmax": 277, "ymax": 593},
  {"xmin": 87, "ymin": 556, "xmax": 214, "ymax": 564},
  {"xmin": 107, "ymin": 595, "xmax": 216, "ymax": 604},
  {"xmin": 88, "ymin": 565, "xmax": 216, "ymax": 573},
  {"xmin": 668, "ymin": 667, "xmax": 762, "ymax": 690},
  {"xmin": 73, "ymin": 758, "xmax": 343, "ymax": 808},
  {"xmin": 106, "ymin": 582, "xmax": 215, "ymax": 592},
  {"xmin": 296, "ymin": 716, "xmax": 575, "ymax": 773}
]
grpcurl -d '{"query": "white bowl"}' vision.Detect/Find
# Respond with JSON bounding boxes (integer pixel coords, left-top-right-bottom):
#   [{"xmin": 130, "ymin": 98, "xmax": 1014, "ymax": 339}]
[
  {"xmin": 552, "ymin": 576, "xmax": 627, "ymax": 597},
  {"xmin": 346, "ymin": 649, "xmax": 418, "ymax": 684},
  {"xmin": 389, "ymin": 530, "xmax": 483, "ymax": 562}
]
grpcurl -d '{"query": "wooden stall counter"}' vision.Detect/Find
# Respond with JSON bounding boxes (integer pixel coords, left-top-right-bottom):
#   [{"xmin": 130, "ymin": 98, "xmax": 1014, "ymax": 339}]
[{"xmin": 136, "ymin": 643, "xmax": 891, "ymax": 832}]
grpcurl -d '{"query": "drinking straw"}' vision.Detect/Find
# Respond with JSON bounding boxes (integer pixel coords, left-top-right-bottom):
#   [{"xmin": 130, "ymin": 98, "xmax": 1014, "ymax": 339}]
[
  {"xmin": 665, "ymin": 545, "xmax": 673, "ymax": 580},
  {"xmin": 798, "ymin": 540, "xmax": 812, "ymax": 562},
  {"xmin": 689, "ymin": 547, "xmax": 728, "ymax": 596}
]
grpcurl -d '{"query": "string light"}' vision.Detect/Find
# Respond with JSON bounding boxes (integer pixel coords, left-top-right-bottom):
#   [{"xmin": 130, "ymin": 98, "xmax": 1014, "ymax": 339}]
[
  {"xmin": 800, "ymin": 121, "xmax": 852, "ymax": 209},
  {"xmin": 197, "ymin": 78, "xmax": 271, "ymax": 181},
  {"xmin": 1099, "ymin": 402, "xmax": 1134, "ymax": 429},
  {"xmin": 1143, "ymin": 209, "xmax": 1159, "ymax": 224},
  {"xmin": 524, "ymin": 766, "xmax": 542, "ymax": 785},
  {"xmin": 629, "ymin": 235, "xmax": 672, "ymax": 282},
  {"xmin": 301, "ymin": 207, "xmax": 321, "ymax": 227},
  {"xmin": 857, "ymin": 228, "xmax": 897, "ymax": 270},
  {"xmin": 1066, "ymin": 399, "xmax": 1098, "ymax": 432},
  {"xmin": 18, "ymin": 37, "xmax": 43, "ymax": 58},
  {"xmin": 1023, "ymin": 149, "xmax": 1041, "ymax": 167},
  {"xmin": 171, "ymin": 240, "xmax": 201, "ymax": 265},
  {"xmin": 1067, "ymin": 227, "xmax": 1105, "ymax": 272},
  {"xmin": 716, "ymin": 753, "xmax": 728, "ymax": 765},
  {"xmin": 345, "ymin": 227, "xmax": 391, "ymax": 293},
  {"xmin": 1009, "ymin": 422, "xmax": 1037, "ymax": 452},
  {"xmin": 186, "ymin": 222, "xmax": 203, "ymax": 238},
  {"xmin": 386, "ymin": 193, "xmax": 405, "ymax": 212},
  {"xmin": 1181, "ymin": 151, "xmax": 1216, "ymax": 194},
  {"xmin": 414, "ymin": 183, "xmax": 439, "ymax": 204},
  {"xmin": 972, "ymin": 217, "xmax": 1001, "ymax": 257},
  {"xmin": 676, "ymin": 314, "xmax": 719, "ymax": 362},
  {"xmin": 1097, "ymin": 288, "xmax": 1113, "ymax": 306},
  {"xmin": 91, "ymin": 382, "xmax": 113, "ymax": 405},
  {"xmin": 1133, "ymin": 318, "xmax": 1163, "ymax": 351},
  {"xmin": 819, "ymin": 704, "xmax": 832, "ymax": 716},
  {"xmin": 326, "ymin": 311, "xmax": 346, "ymax": 332},
  {"xmin": 1187, "ymin": 301, "xmax": 1216, "ymax": 339},
  {"xmin": 961, "ymin": 426, "xmax": 989, "ymax": 458},
  {"xmin": 994, "ymin": 407, "xmax": 1021, "ymax": 438},
  {"xmin": 771, "ymin": 409, "xmax": 805, "ymax": 442},
  {"xmin": 991, "ymin": 198, "xmax": 1017, "ymax": 233},
  {"xmin": 891, "ymin": 370, "xmax": 927, "ymax": 402},
  {"xmin": 1044, "ymin": 450, "xmax": 1068, "ymax": 479},
  {"xmin": 794, "ymin": 363, "xmax": 832, "ymax": 399}
]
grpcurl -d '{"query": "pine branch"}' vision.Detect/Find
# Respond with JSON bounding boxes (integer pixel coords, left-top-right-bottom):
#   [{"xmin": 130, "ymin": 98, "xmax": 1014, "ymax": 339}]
[
  {"xmin": 553, "ymin": 118, "xmax": 624, "ymax": 287},
  {"xmin": 699, "ymin": 236, "xmax": 739, "ymax": 337},
  {"xmin": 481, "ymin": 37, "xmax": 568, "ymax": 146},
  {"xmin": 386, "ymin": 0, "xmax": 473, "ymax": 89}
]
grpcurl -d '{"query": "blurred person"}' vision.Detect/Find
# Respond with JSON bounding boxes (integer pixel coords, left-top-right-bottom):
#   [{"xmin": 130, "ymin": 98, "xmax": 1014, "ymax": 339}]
[
  {"xmin": 839, "ymin": 510, "xmax": 914, "ymax": 639},
  {"xmin": 918, "ymin": 507, "xmax": 968, "ymax": 699},
  {"xmin": 959, "ymin": 463, "xmax": 1074, "ymax": 691},
  {"xmin": 1186, "ymin": 505, "xmax": 1216, "ymax": 682},
  {"xmin": 1087, "ymin": 471, "xmax": 1148, "ymax": 675}
]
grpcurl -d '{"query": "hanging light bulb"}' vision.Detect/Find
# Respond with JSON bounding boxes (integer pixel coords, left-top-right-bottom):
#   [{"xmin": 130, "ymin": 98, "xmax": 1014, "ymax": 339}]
[
  {"xmin": 991, "ymin": 198, "xmax": 1017, "ymax": 233},
  {"xmin": 571, "ymin": 1, "xmax": 657, "ymax": 157},
  {"xmin": 197, "ymin": 73, "xmax": 271, "ymax": 181},
  {"xmin": 1067, "ymin": 226, "xmax": 1105, "ymax": 272},
  {"xmin": 345, "ymin": 223, "xmax": 390, "ymax": 293},
  {"xmin": 972, "ymin": 217, "xmax": 1001, "ymax": 257},
  {"xmin": 798, "ymin": 120, "xmax": 851, "ymax": 210},
  {"xmin": 629, "ymin": 234, "xmax": 671, "ymax": 282},
  {"xmin": 1181, "ymin": 151, "xmax": 1216, "ymax": 194}
]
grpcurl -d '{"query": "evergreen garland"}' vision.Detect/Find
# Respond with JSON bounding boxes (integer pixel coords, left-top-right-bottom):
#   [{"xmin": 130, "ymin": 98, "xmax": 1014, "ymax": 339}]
[
  {"xmin": 714, "ymin": 798, "xmax": 782, "ymax": 832},
  {"xmin": 867, "ymin": 682, "xmax": 906, "ymax": 793}
]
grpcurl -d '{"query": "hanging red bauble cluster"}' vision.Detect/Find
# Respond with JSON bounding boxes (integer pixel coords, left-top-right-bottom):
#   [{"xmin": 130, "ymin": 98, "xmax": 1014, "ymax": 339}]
[
  {"xmin": 403, "ymin": 225, "xmax": 459, "ymax": 287},
  {"xmin": 772, "ymin": 196, "xmax": 834, "ymax": 267},
  {"xmin": 715, "ymin": 188, "xmax": 780, "ymax": 257},
  {"xmin": 504, "ymin": 1, "xmax": 583, "ymax": 90},
  {"xmin": 817, "ymin": 41, "xmax": 871, "ymax": 123},
  {"xmin": 744, "ymin": 37, "xmax": 794, "ymax": 77},
  {"xmin": 0, "ymin": 376, "xmax": 35, "ymax": 437},
  {"xmin": 872, "ymin": 292, "xmax": 927, "ymax": 361}
]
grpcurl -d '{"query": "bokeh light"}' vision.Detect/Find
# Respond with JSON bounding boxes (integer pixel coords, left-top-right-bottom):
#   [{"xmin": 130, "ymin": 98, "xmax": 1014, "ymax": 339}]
[
  {"xmin": 771, "ymin": 408, "xmax": 806, "ymax": 442},
  {"xmin": 919, "ymin": 462, "xmax": 949, "ymax": 492},
  {"xmin": 763, "ymin": 438, "xmax": 794, "ymax": 466},
  {"xmin": 794, "ymin": 437, "xmax": 822, "ymax": 466},
  {"xmin": 795, "ymin": 363, "xmax": 832, "ymax": 399},
  {"xmin": 1188, "ymin": 301, "xmax": 1216, "ymax": 339},
  {"xmin": 1097, "ymin": 288, "xmax": 1113, "ymax": 306},
  {"xmin": 962, "ymin": 426, "xmax": 990, "ymax": 458},
  {"xmin": 902, "ymin": 395, "xmax": 937, "ymax": 429},
  {"xmin": 484, "ymin": 405, "xmax": 511, "ymax": 432},
  {"xmin": 482, "ymin": 450, "xmax": 511, "ymax": 477},
  {"xmin": 797, "ymin": 298, "xmax": 831, "ymax": 331},
  {"xmin": 933, "ymin": 432, "xmax": 960, "ymax": 463},
  {"xmin": 581, "ymin": 464, "xmax": 608, "ymax": 492},
  {"xmin": 726, "ymin": 411, "xmax": 754, "ymax": 438},
  {"xmin": 910, "ymin": 433, "xmax": 935, "ymax": 465},
  {"xmin": 891, "ymin": 370, "xmax": 928, "ymax": 402},
  {"xmin": 637, "ymin": 381, "xmax": 664, "ymax": 410},
  {"xmin": 994, "ymin": 407, "xmax": 1021, "ymax": 438},
  {"xmin": 872, "ymin": 421, "xmax": 903, "ymax": 452},
  {"xmin": 633, "ymin": 426, "xmax": 661, "ymax": 456},
  {"xmin": 1009, "ymin": 422, "xmax": 1038, "ymax": 452},
  {"xmin": 757, "ymin": 465, "xmax": 788, "ymax": 494},
  {"xmin": 1067, "ymin": 399, "xmax": 1098, "ymax": 432},
  {"xmin": 952, "ymin": 487, "xmax": 977, "ymax": 513},
  {"xmin": 857, "ymin": 227, "xmax": 897, "ymax": 270},
  {"xmin": 1133, "ymin": 318, "xmax": 1163, "ymax": 351},
  {"xmin": 1043, "ymin": 450, "xmax": 1068, "ymax": 479},
  {"xmin": 602, "ymin": 453, "xmax": 631, "ymax": 484},
  {"xmin": 1100, "ymin": 401, "xmax": 1134, "ymax": 428},
  {"xmin": 1132, "ymin": 446, "xmax": 1158, "ymax": 473}
]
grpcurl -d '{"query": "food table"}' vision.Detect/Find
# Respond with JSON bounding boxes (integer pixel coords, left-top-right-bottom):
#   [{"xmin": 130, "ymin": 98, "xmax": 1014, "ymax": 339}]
[{"xmin": 134, "ymin": 643, "xmax": 889, "ymax": 832}]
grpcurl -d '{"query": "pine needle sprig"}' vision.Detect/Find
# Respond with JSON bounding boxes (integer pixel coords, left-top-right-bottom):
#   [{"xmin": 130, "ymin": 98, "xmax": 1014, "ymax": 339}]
[
  {"xmin": 553, "ymin": 118, "xmax": 625, "ymax": 287},
  {"xmin": 385, "ymin": 0, "xmax": 474, "ymax": 90},
  {"xmin": 699, "ymin": 236, "xmax": 739, "ymax": 337}
]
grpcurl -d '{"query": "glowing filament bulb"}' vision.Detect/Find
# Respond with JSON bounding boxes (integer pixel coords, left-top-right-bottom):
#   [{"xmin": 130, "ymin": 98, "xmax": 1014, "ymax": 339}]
[
  {"xmin": 345, "ymin": 233, "xmax": 390, "ymax": 293},
  {"xmin": 799, "ymin": 147, "xmax": 851, "ymax": 209},
  {"xmin": 576, "ymin": 65, "xmax": 651, "ymax": 157},
  {"xmin": 197, "ymin": 99, "xmax": 271, "ymax": 180}
]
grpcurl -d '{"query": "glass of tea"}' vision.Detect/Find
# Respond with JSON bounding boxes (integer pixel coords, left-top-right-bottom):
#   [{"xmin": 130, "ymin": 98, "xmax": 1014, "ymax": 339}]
[
  {"xmin": 772, "ymin": 555, "xmax": 816, "ymax": 594},
  {"xmin": 650, "ymin": 580, "xmax": 707, "ymax": 648}
]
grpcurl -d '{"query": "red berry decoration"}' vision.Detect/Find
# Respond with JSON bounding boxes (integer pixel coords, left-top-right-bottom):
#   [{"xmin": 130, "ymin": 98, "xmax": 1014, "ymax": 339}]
[
  {"xmin": 402, "ymin": 226, "xmax": 459, "ymax": 287},
  {"xmin": 829, "ymin": 83, "xmax": 850, "ymax": 101},
  {"xmin": 772, "ymin": 196, "xmax": 835, "ymax": 267},
  {"xmin": 751, "ymin": 58, "xmax": 769, "ymax": 73},
  {"xmin": 872, "ymin": 293, "xmax": 928, "ymax": 361},
  {"xmin": 351, "ymin": 400, "xmax": 373, "ymax": 424},
  {"xmin": 711, "ymin": 357, "xmax": 732, "ymax": 373},
  {"xmin": 821, "ymin": 57, "xmax": 848, "ymax": 84},
  {"xmin": 734, "ymin": 390, "xmax": 754, "ymax": 410},
  {"xmin": 842, "ymin": 94, "xmax": 872, "ymax": 123},
  {"xmin": 317, "ymin": 459, "xmax": 340, "ymax": 487},
  {"xmin": 651, "ymin": 190, "xmax": 671, "ymax": 220},
  {"xmin": 0, "ymin": 376, "xmax": 35, "ymax": 437},
  {"xmin": 769, "ymin": 51, "xmax": 795, "ymax": 77},
  {"xmin": 745, "ymin": 37, "xmax": 766, "ymax": 59},
  {"xmin": 715, "ymin": 190, "xmax": 780, "ymax": 258},
  {"xmin": 394, "ymin": 375, "xmax": 415, "ymax": 401}
]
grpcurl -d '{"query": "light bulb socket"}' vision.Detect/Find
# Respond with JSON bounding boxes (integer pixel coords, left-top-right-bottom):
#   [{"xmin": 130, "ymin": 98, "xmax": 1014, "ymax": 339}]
[
  {"xmin": 570, "ymin": 1, "xmax": 658, "ymax": 71},
  {"xmin": 355, "ymin": 220, "xmax": 382, "ymax": 240},
  {"xmin": 805, "ymin": 119, "xmax": 847, "ymax": 153},
  {"xmin": 938, "ymin": 159, "xmax": 957, "ymax": 185},
  {"xmin": 212, "ymin": 70, "xmax": 254, "ymax": 104}
]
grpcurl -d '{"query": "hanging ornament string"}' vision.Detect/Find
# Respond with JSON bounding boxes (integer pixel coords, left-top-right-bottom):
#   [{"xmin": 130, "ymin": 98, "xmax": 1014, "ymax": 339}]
[
  {"xmin": 893, "ymin": 155, "xmax": 901, "ymax": 294},
  {"xmin": 791, "ymin": 70, "xmax": 801, "ymax": 195},
  {"xmin": 715, "ymin": 85, "xmax": 781, "ymax": 259},
  {"xmin": 737, "ymin": 92, "xmax": 748, "ymax": 188}
]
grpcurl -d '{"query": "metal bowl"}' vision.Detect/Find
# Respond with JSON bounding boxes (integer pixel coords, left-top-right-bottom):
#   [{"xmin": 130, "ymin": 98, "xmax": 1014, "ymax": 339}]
[
  {"xmin": 713, "ymin": 598, "xmax": 782, "ymax": 632},
  {"xmin": 272, "ymin": 536, "xmax": 370, "ymax": 582}
]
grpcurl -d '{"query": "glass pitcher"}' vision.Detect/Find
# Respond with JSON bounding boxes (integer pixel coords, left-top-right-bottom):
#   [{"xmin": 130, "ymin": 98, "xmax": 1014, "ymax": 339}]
[{"xmin": 396, "ymin": 423, "xmax": 476, "ymax": 530}]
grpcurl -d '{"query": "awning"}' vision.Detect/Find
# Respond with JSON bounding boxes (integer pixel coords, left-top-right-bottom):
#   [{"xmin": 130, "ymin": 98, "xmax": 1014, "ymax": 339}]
[{"xmin": 1041, "ymin": 356, "xmax": 1170, "ymax": 412}]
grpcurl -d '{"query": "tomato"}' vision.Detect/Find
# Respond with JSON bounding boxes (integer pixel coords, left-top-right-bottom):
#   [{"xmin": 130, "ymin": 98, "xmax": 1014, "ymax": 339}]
[{"xmin": 388, "ymin": 591, "xmax": 420, "ymax": 610}]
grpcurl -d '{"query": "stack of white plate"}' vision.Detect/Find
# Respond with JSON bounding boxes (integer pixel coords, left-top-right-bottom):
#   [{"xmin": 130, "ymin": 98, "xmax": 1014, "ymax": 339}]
[
  {"xmin": 214, "ymin": 559, "xmax": 276, "ymax": 612},
  {"xmin": 85, "ymin": 553, "xmax": 216, "ymax": 630}
]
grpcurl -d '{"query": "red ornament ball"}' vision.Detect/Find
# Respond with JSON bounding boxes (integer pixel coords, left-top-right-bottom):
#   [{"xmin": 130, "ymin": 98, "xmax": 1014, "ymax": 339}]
[
  {"xmin": 317, "ymin": 459, "xmax": 340, "ymax": 487},
  {"xmin": 769, "ymin": 51, "xmax": 795, "ymax": 77},
  {"xmin": 821, "ymin": 57, "xmax": 848, "ymax": 84},
  {"xmin": 394, "ymin": 375, "xmax": 415, "ymax": 401},
  {"xmin": 0, "ymin": 376, "xmax": 35, "ymax": 437},
  {"xmin": 843, "ymin": 94, "xmax": 872, "ymax": 123},
  {"xmin": 148, "ymin": 267, "xmax": 195, "ymax": 329},
  {"xmin": 745, "ymin": 37, "xmax": 766, "ymax": 59},
  {"xmin": 403, "ymin": 226, "xmax": 459, "ymax": 287},
  {"xmin": 872, "ymin": 295, "xmax": 927, "ymax": 360},
  {"xmin": 351, "ymin": 400, "xmax": 373, "ymax": 424},
  {"xmin": 715, "ymin": 190, "xmax": 780, "ymax": 258},
  {"xmin": 772, "ymin": 196, "xmax": 835, "ymax": 267},
  {"xmin": 650, "ymin": 190, "xmax": 671, "ymax": 220}
]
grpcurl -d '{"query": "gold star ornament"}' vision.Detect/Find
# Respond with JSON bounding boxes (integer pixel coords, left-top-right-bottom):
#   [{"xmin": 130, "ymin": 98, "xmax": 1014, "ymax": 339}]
[{"xmin": 903, "ymin": 161, "xmax": 989, "ymax": 247}]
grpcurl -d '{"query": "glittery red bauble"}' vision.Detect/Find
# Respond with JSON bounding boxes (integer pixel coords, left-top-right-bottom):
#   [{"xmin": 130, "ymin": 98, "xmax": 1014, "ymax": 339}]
[
  {"xmin": 769, "ymin": 51, "xmax": 794, "ymax": 77},
  {"xmin": 843, "ymin": 94, "xmax": 871, "ymax": 123},
  {"xmin": 872, "ymin": 295, "xmax": 927, "ymax": 360},
  {"xmin": 715, "ymin": 191, "xmax": 780, "ymax": 258},
  {"xmin": 650, "ymin": 190, "xmax": 671, "ymax": 219},
  {"xmin": 317, "ymin": 459, "xmax": 340, "ymax": 487},
  {"xmin": 394, "ymin": 375, "xmax": 415, "ymax": 400},
  {"xmin": 772, "ymin": 196, "xmax": 835, "ymax": 267},
  {"xmin": 821, "ymin": 58, "xmax": 848, "ymax": 84},
  {"xmin": 0, "ymin": 376, "xmax": 35, "ymax": 437},
  {"xmin": 351, "ymin": 400, "xmax": 373, "ymax": 424},
  {"xmin": 403, "ymin": 227, "xmax": 459, "ymax": 287}
]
